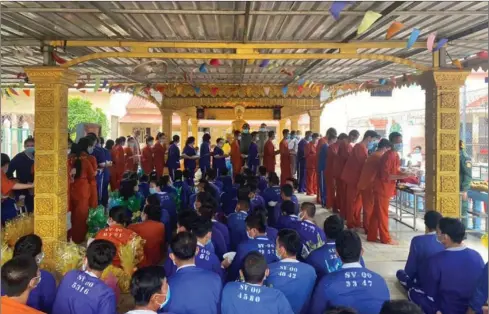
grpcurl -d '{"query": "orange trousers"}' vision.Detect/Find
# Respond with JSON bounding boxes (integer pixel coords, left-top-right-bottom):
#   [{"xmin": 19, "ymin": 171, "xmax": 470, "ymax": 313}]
[
  {"xmin": 361, "ymin": 187, "xmax": 374, "ymax": 233},
  {"xmin": 367, "ymin": 193, "xmax": 392, "ymax": 243},
  {"xmin": 89, "ymin": 181, "xmax": 98, "ymax": 209},
  {"xmin": 70, "ymin": 184, "xmax": 90, "ymax": 244},
  {"xmin": 326, "ymin": 175, "xmax": 336, "ymax": 210},
  {"xmin": 336, "ymin": 179, "xmax": 347, "ymax": 219},
  {"xmin": 306, "ymin": 169, "xmax": 317, "ymax": 195},
  {"xmin": 345, "ymin": 184, "xmax": 363, "ymax": 229}
]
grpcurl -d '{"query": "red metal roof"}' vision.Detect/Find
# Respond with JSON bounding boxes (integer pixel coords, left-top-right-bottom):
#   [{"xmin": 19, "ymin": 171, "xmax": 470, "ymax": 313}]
[
  {"xmin": 467, "ymin": 95, "xmax": 488, "ymax": 108},
  {"xmin": 126, "ymin": 96, "xmax": 158, "ymax": 109}
]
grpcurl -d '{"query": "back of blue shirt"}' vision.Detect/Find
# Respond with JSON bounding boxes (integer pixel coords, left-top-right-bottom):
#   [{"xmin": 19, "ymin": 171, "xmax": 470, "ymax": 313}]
[
  {"xmin": 166, "ymin": 144, "xmax": 180, "ymax": 169},
  {"xmin": 266, "ymin": 261, "xmax": 317, "ymax": 314},
  {"xmin": 221, "ymin": 282, "xmax": 294, "ymax": 314},
  {"xmin": 424, "ymin": 248, "xmax": 484, "ymax": 314},
  {"xmin": 183, "ymin": 145, "xmax": 197, "ymax": 170},
  {"xmin": 291, "ymin": 220, "xmax": 326, "ymax": 259},
  {"xmin": 52, "ymin": 270, "xmax": 116, "ymax": 314},
  {"xmin": 258, "ymin": 176, "xmax": 267, "ymax": 193},
  {"xmin": 164, "ymin": 266, "xmax": 222, "ymax": 314},
  {"xmin": 213, "ymin": 220, "xmax": 231, "ymax": 251},
  {"xmin": 213, "ymin": 146, "xmax": 226, "ymax": 170},
  {"xmin": 227, "ymin": 211, "xmax": 249, "ymax": 251},
  {"xmin": 276, "ymin": 215, "xmax": 300, "ymax": 230},
  {"xmin": 469, "ymin": 262, "xmax": 488, "ymax": 313},
  {"xmin": 309, "ymin": 265, "xmax": 390, "ymax": 314},
  {"xmin": 221, "ymin": 190, "xmax": 238, "ymax": 216},
  {"xmin": 200, "ymin": 142, "xmax": 211, "ymax": 169},
  {"xmin": 404, "ymin": 233, "xmax": 444, "ymax": 288},
  {"xmin": 266, "ymin": 226, "xmax": 278, "ymax": 244}
]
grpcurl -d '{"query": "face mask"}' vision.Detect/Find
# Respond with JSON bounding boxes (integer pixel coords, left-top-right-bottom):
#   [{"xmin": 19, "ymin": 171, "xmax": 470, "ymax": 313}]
[
  {"xmin": 82, "ymin": 261, "xmax": 88, "ymax": 271},
  {"xmin": 88, "ymin": 147, "xmax": 94, "ymax": 154},
  {"xmin": 299, "ymin": 212, "xmax": 305, "ymax": 220},
  {"xmin": 255, "ymin": 137, "xmax": 259, "ymax": 142},
  {"xmin": 149, "ymin": 142, "xmax": 154, "ymax": 146},
  {"xmin": 67, "ymin": 149, "xmax": 71, "ymax": 155},
  {"xmin": 238, "ymin": 136, "xmax": 242, "ymax": 141},
  {"xmin": 243, "ymin": 129, "xmax": 249, "ymax": 134},
  {"xmin": 193, "ymin": 202, "xmax": 198, "ymax": 210},
  {"xmin": 275, "ymin": 249, "xmax": 282, "ymax": 260},
  {"xmin": 141, "ymin": 213, "xmax": 147, "ymax": 222},
  {"xmin": 35, "ymin": 252, "xmax": 45, "ymax": 265},
  {"xmin": 25, "ymin": 147, "xmax": 35, "ymax": 154},
  {"xmin": 367, "ymin": 142, "xmax": 376, "ymax": 150},
  {"xmin": 414, "ymin": 149, "xmax": 421, "ymax": 154},
  {"xmin": 149, "ymin": 188, "xmax": 157, "ymax": 195},
  {"xmin": 246, "ymin": 231, "xmax": 253, "ymax": 239},
  {"xmin": 206, "ymin": 238, "xmax": 212, "ymax": 246},
  {"xmin": 133, "ymin": 186, "xmax": 139, "ymax": 192},
  {"xmin": 307, "ymin": 137, "xmax": 312, "ymax": 142},
  {"xmin": 158, "ymin": 286, "xmax": 171, "ymax": 310},
  {"xmin": 259, "ymin": 128, "xmax": 266, "ymax": 132},
  {"xmin": 296, "ymin": 136, "xmax": 301, "ymax": 140},
  {"xmin": 286, "ymin": 135, "xmax": 291, "ymax": 140},
  {"xmin": 107, "ymin": 219, "xmax": 111, "ymax": 226},
  {"xmin": 393, "ymin": 143, "xmax": 403, "ymax": 152}
]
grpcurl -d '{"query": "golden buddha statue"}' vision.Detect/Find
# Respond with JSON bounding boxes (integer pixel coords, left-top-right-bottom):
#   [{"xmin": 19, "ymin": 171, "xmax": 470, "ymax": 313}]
[{"xmin": 231, "ymin": 105, "xmax": 248, "ymax": 131}]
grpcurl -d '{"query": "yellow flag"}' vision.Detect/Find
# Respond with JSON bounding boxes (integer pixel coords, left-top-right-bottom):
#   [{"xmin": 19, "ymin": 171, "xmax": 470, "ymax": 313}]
[{"xmin": 358, "ymin": 11, "xmax": 382, "ymax": 35}]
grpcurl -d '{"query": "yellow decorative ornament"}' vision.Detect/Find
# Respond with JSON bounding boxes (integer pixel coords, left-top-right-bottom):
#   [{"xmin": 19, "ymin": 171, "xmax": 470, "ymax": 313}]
[
  {"xmin": 101, "ymin": 265, "xmax": 131, "ymax": 293},
  {"xmin": 119, "ymin": 236, "xmax": 145, "ymax": 277},
  {"xmin": 3, "ymin": 214, "xmax": 34, "ymax": 247},
  {"xmin": 55, "ymin": 242, "xmax": 86, "ymax": 276},
  {"xmin": 1, "ymin": 242, "xmax": 13, "ymax": 266}
]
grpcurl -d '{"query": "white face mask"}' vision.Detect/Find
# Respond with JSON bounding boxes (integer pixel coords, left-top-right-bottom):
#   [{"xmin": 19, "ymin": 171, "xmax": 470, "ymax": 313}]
[
  {"xmin": 238, "ymin": 136, "xmax": 242, "ymax": 141},
  {"xmin": 246, "ymin": 231, "xmax": 253, "ymax": 239}
]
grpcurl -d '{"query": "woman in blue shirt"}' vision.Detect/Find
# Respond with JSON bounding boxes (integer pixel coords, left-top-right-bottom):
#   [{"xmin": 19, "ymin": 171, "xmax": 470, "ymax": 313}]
[
  {"xmin": 182, "ymin": 137, "xmax": 199, "ymax": 186},
  {"xmin": 200, "ymin": 133, "xmax": 212, "ymax": 179}
]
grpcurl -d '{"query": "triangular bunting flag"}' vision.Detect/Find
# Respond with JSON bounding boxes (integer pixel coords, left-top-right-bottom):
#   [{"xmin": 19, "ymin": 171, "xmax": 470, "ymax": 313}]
[
  {"xmin": 357, "ymin": 11, "xmax": 382, "ymax": 35},
  {"xmin": 427, "ymin": 32, "xmax": 437, "ymax": 51},
  {"xmin": 407, "ymin": 28, "xmax": 421, "ymax": 49},
  {"xmin": 23, "ymin": 89, "xmax": 30, "ymax": 97},
  {"xmin": 453, "ymin": 60, "xmax": 463, "ymax": 69},
  {"xmin": 386, "ymin": 21, "xmax": 403, "ymax": 40},
  {"xmin": 433, "ymin": 38, "xmax": 448, "ymax": 52},
  {"xmin": 8, "ymin": 87, "xmax": 19, "ymax": 96}
]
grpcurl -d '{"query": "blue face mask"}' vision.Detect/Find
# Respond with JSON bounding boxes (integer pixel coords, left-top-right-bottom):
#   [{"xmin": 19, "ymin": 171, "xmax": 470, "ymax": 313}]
[
  {"xmin": 367, "ymin": 141, "xmax": 376, "ymax": 151},
  {"xmin": 286, "ymin": 135, "xmax": 291, "ymax": 140},
  {"xmin": 159, "ymin": 286, "xmax": 171, "ymax": 309},
  {"xmin": 243, "ymin": 129, "xmax": 249, "ymax": 134},
  {"xmin": 25, "ymin": 147, "xmax": 35, "ymax": 154},
  {"xmin": 307, "ymin": 137, "xmax": 312, "ymax": 142},
  {"xmin": 88, "ymin": 147, "xmax": 94, "ymax": 154},
  {"xmin": 393, "ymin": 143, "xmax": 403, "ymax": 152},
  {"xmin": 149, "ymin": 188, "xmax": 157, "ymax": 195}
]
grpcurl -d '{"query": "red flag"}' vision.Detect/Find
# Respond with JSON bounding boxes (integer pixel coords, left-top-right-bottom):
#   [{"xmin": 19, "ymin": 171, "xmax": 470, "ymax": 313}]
[{"xmin": 23, "ymin": 89, "xmax": 31, "ymax": 97}]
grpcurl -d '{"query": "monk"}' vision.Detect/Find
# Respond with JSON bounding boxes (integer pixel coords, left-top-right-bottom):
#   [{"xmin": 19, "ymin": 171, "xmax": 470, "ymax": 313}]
[
  {"xmin": 279, "ymin": 129, "xmax": 292, "ymax": 185},
  {"xmin": 367, "ymin": 132, "xmax": 411, "ymax": 245},
  {"xmin": 263, "ymin": 130, "xmax": 279, "ymax": 174},
  {"xmin": 141, "ymin": 136, "xmax": 154, "ymax": 175},
  {"xmin": 305, "ymin": 133, "xmax": 319, "ymax": 196},
  {"xmin": 341, "ymin": 130, "xmax": 379, "ymax": 229},
  {"xmin": 230, "ymin": 130, "xmax": 243, "ymax": 179},
  {"xmin": 357, "ymin": 139, "xmax": 391, "ymax": 233},
  {"xmin": 325, "ymin": 135, "xmax": 341, "ymax": 212},
  {"xmin": 152, "ymin": 133, "xmax": 167, "ymax": 179},
  {"xmin": 333, "ymin": 130, "xmax": 359, "ymax": 219},
  {"xmin": 69, "ymin": 142, "xmax": 96, "ymax": 244},
  {"xmin": 124, "ymin": 137, "xmax": 136, "ymax": 172}
]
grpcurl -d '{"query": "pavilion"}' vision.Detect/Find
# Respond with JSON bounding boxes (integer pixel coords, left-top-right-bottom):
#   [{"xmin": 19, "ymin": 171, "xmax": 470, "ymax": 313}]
[{"xmin": 1, "ymin": 1, "xmax": 488, "ymax": 265}]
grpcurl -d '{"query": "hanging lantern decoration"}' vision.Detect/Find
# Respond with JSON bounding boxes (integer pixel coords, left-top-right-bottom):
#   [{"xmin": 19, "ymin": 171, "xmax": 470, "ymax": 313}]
[
  {"xmin": 199, "ymin": 63, "xmax": 208, "ymax": 73},
  {"xmin": 263, "ymin": 86, "xmax": 270, "ymax": 96},
  {"xmin": 259, "ymin": 59, "xmax": 270, "ymax": 68},
  {"xmin": 433, "ymin": 38, "xmax": 448, "ymax": 52},
  {"xmin": 406, "ymin": 28, "xmax": 421, "ymax": 49},
  {"xmin": 426, "ymin": 32, "xmax": 437, "ymax": 51},
  {"xmin": 386, "ymin": 21, "xmax": 404, "ymax": 40},
  {"xmin": 281, "ymin": 85, "xmax": 288, "ymax": 96},
  {"xmin": 357, "ymin": 11, "xmax": 382, "ymax": 35},
  {"xmin": 209, "ymin": 59, "xmax": 220, "ymax": 66}
]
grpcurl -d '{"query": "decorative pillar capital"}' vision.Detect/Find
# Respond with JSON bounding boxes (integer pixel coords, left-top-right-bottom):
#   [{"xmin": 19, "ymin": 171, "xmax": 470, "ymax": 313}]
[
  {"xmin": 308, "ymin": 109, "xmax": 322, "ymax": 117},
  {"xmin": 24, "ymin": 67, "xmax": 79, "ymax": 85},
  {"xmin": 419, "ymin": 70, "xmax": 470, "ymax": 90}
]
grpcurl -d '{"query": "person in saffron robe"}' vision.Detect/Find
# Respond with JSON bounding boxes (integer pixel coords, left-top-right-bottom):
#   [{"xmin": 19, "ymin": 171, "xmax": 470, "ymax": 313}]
[
  {"xmin": 152, "ymin": 132, "xmax": 167, "ymax": 179},
  {"xmin": 94, "ymin": 206, "xmax": 139, "ymax": 267},
  {"xmin": 6, "ymin": 137, "xmax": 35, "ymax": 213},
  {"xmin": 357, "ymin": 138, "xmax": 391, "ymax": 233},
  {"xmin": 128, "ymin": 204, "xmax": 166, "ymax": 267},
  {"xmin": 182, "ymin": 136, "xmax": 199, "ymax": 186},
  {"xmin": 110, "ymin": 137, "xmax": 125, "ymax": 191},
  {"xmin": 367, "ymin": 132, "xmax": 411, "ymax": 245},
  {"xmin": 341, "ymin": 130, "xmax": 379, "ymax": 229},
  {"xmin": 325, "ymin": 134, "xmax": 341, "ymax": 212},
  {"xmin": 69, "ymin": 141, "xmax": 96, "ymax": 243},
  {"xmin": 279, "ymin": 129, "xmax": 292, "ymax": 186},
  {"xmin": 230, "ymin": 130, "xmax": 243, "ymax": 179},
  {"xmin": 200, "ymin": 133, "xmax": 212, "ymax": 179},
  {"xmin": 305, "ymin": 133, "xmax": 319, "ymax": 196},
  {"xmin": 141, "ymin": 136, "xmax": 155, "ymax": 175},
  {"xmin": 52, "ymin": 240, "xmax": 117, "ymax": 314},
  {"xmin": 247, "ymin": 132, "xmax": 260, "ymax": 175},
  {"xmin": 334, "ymin": 131, "xmax": 359, "ymax": 220},
  {"xmin": 167, "ymin": 135, "xmax": 181, "ymax": 181},
  {"xmin": 126, "ymin": 266, "xmax": 170, "ymax": 314},
  {"xmin": 263, "ymin": 131, "xmax": 279, "ymax": 174},
  {"xmin": 1, "ymin": 256, "xmax": 44, "ymax": 314},
  {"xmin": 124, "ymin": 136, "xmax": 136, "ymax": 173},
  {"xmin": 297, "ymin": 131, "xmax": 311, "ymax": 193},
  {"xmin": 1, "ymin": 154, "xmax": 34, "ymax": 225}
]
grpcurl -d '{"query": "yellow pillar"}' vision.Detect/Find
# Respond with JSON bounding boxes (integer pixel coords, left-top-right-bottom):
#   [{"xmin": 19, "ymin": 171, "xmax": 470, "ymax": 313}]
[
  {"xmin": 290, "ymin": 115, "xmax": 300, "ymax": 131},
  {"xmin": 422, "ymin": 70, "xmax": 469, "ymax": 217},
  {"xmin": 180, "ymin": 114, "xmax": 189, "ymax": 144},
  {"xmin": 191, "ymin": 118, "xmax": 199, "ymax": 145},
  {"xmin": 24, "ymin": 67, "xmax": 78, "ymax": 266},
  {"xmin": 160, "ymin": 108, "xmax": 173, "ymax": 138},
  {"xmin": 308, "ymin": 109, "xmax": 322, "ymax": 133},
  {"xmin": 279, "ymin": 119, "xmax": 287, "ymax": 140}
]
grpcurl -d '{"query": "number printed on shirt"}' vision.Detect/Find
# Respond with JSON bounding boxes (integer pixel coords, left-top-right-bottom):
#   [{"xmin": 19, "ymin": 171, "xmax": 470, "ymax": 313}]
[
  {"xmin": 71, "ymin": 281, "xmax": 91, "ymax": 294},
  {"xmin": 344, "ymin": 271, "xmax": 373, "ymax": 288},
  {"xmin": 238, "ymin": 285, "xmax": 261, "ymax": 303},
  {"xmin": 278, "ymin": 265, "xmax": 298, "ymax": 278}
]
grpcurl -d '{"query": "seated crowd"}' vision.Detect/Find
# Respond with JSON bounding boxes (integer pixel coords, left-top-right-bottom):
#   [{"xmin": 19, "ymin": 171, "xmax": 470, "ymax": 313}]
[{"xmin": 1, "ymin": 163, "xmax": 487, "ymax": 314}]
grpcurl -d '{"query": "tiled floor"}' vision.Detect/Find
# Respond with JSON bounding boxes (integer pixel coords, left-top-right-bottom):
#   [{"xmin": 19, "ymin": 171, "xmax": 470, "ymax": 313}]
[{"xmin": 298, "ymin": 193, "xmax": 489, "ymax": 300}]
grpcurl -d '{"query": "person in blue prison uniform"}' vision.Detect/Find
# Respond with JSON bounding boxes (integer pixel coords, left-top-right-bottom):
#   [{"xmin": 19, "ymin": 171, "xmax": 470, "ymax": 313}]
[
  {"xmin": 195, "ymin": 205, "xmax": 227, "ymax": 263},
  {"xmin": 162, "ymin": 232, "xmax": 222, "ymax": 314},
  {"xmin": 199, "ymin": 205, "xmax": 231, "ymax": 253},
  {"xmin": 166, "ymin": 135, "xmax": 181, "ymax": 181},
  {"xmin": 221, "ymin": 252, "xmax": 294, "ymax": 314},
  {"xmin": 223, "ymin": 212, "xmax": 279, "ymax": 282},
  {"xmin": 149, "ymin": 180, "xmax": 177, "ymax": 240},
  {"xmin": 206, "ymin": 169, "xmax": 223, "ymax": 198},
  {"xmin": 6, "ymin": 137, "xmax": 35, "ymax": 213},
  {"xmin": 297, "ymin": 131, "xmax": 311, "ymax": 193},
  {"xmin": 252, "ymin": 206, "xmax": 279, "ymax": 245},
  {"xmin": 276, "ymin": 200, "xmax": 300, "ymax": 230},
  {"xmin": 316, "ymin": 133, "xmax": 331, "ymax": 207},
  {"xmin": 262, "ymin": 173, "xmax": 281, "ymax": 221},
  {"xmin": 306, "ymin": 215, "xmax": 365, "ymax": 281},
  {"xmin": 467, "ymin": 263, "xmax": 488, "ymax": 314},
  {"xmin": 408, "ymin": 218, "xmax": 484, "ymax": 314},
  {"xmin": 292, "ymin": 202, "xmax": 326, "ymax": 260},
  {"xmin": 164, "ymin": 217, "xmax": 224, "ymax": 281},
  {"xmin": 159, "ymin": 175, "xmax": 178, "ymax": 197},
  {"xmin": 285, "ymin": 178, "xmax": 300, "ymax": 208},
  {"xmin": 309, "ymin": 230, "xmax": 390, "ymax": 314},
  {"xmin": 138, "ymin": 174, "xmax": 150, "ymax": 199},
  {"xmin": 265, "ymin": 229, "xmax": 316, "ymax": 314},
  {"xmin": 126, "ymin": 266, "xmax": 170, "ymax": 314},
  {"xmin": 220, "ymin": 180, "xmax": 238, "ymax": 216},
  {"xmin": 247, "ymin": 132, "xmax": 260, "ymax": 175},
  {"xmin": 227, "ymin": 199, "xmax": 250, "ymax": 251},
  {"xmin": 396, "ymin": 211, "xmax": 444, "ymax": 291},
  {"xmin": 182, "ymin": 136, "xmax": 199, "ymax": 186},
  {"xmin": 194, "ymin": 179, "xmax": 220, "ymax": 209},
  {"xmin": 249, "ymin": 183, "xmax": 265, "ymax": 212},
  {"xmin": 100, "ymin": 137, "xmax": 112, "ymax": 207},
  {"xmin": 172, "ymin": 170, "xmax": 192, "ymax": 211},
  {"xmin": 200, "ymin": 134, "xmax": 212, "ymax": 179},
  {"xmin": 52, "ymin": 240, "xmax": 117, "ymax": 314},
  {"xmin": 87, "ymin": 133, "xmax": 107, "ymax": 205},
  {"xmin": 379, "ymin": 300, "xmax": 424, "ymax": 314},
  {"xmin": 257, "ymin": 167, "xmax": 268, "ymax": 193},
  {"xmin": 0, "ymin": 234, "xmax": 57, "ymax": 313},
  {"xmin": 270, "ymin": 184, "xmax": 299, "ymax": 228},
  {"xmin": 213, "ymin": 138, "xmax": 228, "ymax": 177}
]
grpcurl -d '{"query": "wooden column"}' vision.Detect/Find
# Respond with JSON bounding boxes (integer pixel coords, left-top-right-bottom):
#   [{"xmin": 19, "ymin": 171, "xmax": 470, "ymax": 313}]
[
  {"xmin": 24, "ymin": 67, "xmax": 78, "ymax": 267},
  {"xmin": 290, "ymin": 115, "xmax": 300, "ymax": 131},
  {"xmin": 308, "ymin": 109, "xmax": 322, "ymax": 133},
  {"xmin": 191, "ymin": 118, "xmax": 199, "ymax": 145},
  {"xmin": 180, "ymin": 114, "xmax": 189, "ymax": 144}
]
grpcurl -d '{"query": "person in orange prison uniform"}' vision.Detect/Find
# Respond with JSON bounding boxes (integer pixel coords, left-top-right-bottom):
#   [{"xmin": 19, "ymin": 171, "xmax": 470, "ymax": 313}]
[
  {"xmin": 95, "ymin": 205, "xmax": 139, "ymax": 267},
  {"xmin": 333, "ymin": 130, "xmax": 360, "ymax": 220},
  {"xmin": 79, "ymin": 137, "xmax": 99, "ymax": 210},
  {"xmin": 141, "ymin": 136, "xmax": 155, "ymax": 175},
  {"xmin": 279, "ymin": 129, "xmax": 292, "ymax": 185},
  {"xmin": 124, "ymin": 137, "xmax": 136, "ymax": 173},
  {"xmin": 357, "ymin": 138, "xmax": 392, "ymax": 234},
  {"xmin": 341, "ymin": 130, "xmax": 379, "ymax": 229},
  {"xmin": 68, "ymin": 141, "xmax": 96, "ymax": 244},
  {"xmin": 128, "ymin": 204, "xmax": 165, "ymax": 267},
  {"xmin": 325, "ymin": 136, "xmax": 341, "ymax": 212},
  {"xmin": 153, "ymin": 132, "xmax": 167, "ymax": 179},
  {"xmin": 230, "ymin": 130, "xmax": 243, "ymax": 179},
  {"xmin": 263, "ymin": 130, "xmax": 279, "ymax": 174},
  {"xmin": 367, "ymin": 132, "xmax": 412, "ymax": 245},
  {"xmin": 109, "ymin": 137, "xmax": 123, "ymax": 191},
  {"xmin": 305, "ymin": 133, "xmax": 319, "ymax": 196}
]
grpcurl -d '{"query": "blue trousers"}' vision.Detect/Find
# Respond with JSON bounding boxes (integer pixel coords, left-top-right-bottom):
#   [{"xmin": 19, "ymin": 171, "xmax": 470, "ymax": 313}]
[
  {"xmin": 396, "ymin": 270, "xmax": 416, "ymax": 290},
  {"xmin": 1, "ymin": 198, "xmax": 18, "ymax": 225},
  {"xmin": 408, "ymin": 288, "xmax": 436, "ymax": 314},
  {"xmin": 186, "ymin": 168, "xmax": 195, "ymax": 186},
  {"xmin": 317, "ymin": 171, "xmax": 326, "ymax": 206},
  {"xmin": 102, "ymin": 172, "xmax": 110, "ymax": 207},
  {"xmin": 297, "ymin": 160, "xmax": 307, "ymax": 193},
  {"xmin": 96, "ymin": 172, "xmax": 103, "ymax": 205}
]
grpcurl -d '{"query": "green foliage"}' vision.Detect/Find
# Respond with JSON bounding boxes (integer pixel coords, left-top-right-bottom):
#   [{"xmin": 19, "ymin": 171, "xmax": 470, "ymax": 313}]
[{"xmin": 68, "ymin": 97, "xmax": 109, "ymax": 138}]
